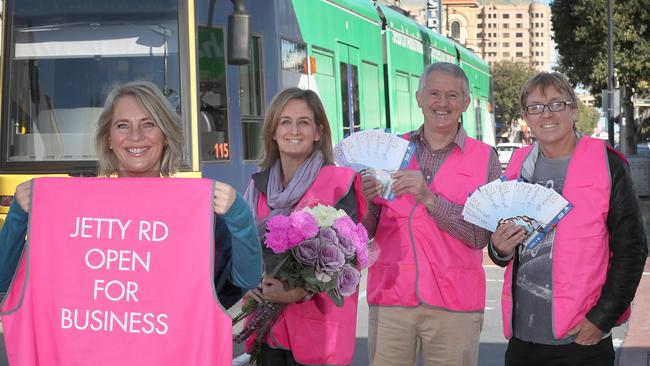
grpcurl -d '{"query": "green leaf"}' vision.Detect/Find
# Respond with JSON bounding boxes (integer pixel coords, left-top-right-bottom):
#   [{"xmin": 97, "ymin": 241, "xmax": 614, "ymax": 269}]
[{"xmin": 328, "ymin": 290, "xmax": 344, "ymax": 307}]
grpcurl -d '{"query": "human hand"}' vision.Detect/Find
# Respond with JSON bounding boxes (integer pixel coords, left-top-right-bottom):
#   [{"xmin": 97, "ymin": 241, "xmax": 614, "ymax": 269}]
[
  {"xmin": 213, "ymin": 180, "xmax": 236, "ymax": 215},
  {"xmin": 568, "ymin": 318, "xmax": 606, "ymax": 346},
  {"xmin": 245, "ymin": 287, "xmax": 265, "ymax": 304},
  {"xmin": 260, "ymin": 276, "xmax": 308, "ymax": 304},
  {"xmin": 361, "ymin": 173, "xmax": 382, "ymax": 201},
  {"xmin": 14, "ymin": 180, "xmax": 32, "ymax": 214},
  {"xmin": 391, "ymin": 170, "xmax": 436, "ymax": 207},
  {"xmin": 490, "ymin": 222, "xmax": 526, "ymax": 257}
]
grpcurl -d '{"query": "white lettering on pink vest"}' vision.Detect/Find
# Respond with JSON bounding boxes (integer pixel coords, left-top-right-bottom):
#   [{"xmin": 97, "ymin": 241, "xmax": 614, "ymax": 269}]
[{"xmin": 0, "ymin": 178, "xmax": 232, "ymax": 365}]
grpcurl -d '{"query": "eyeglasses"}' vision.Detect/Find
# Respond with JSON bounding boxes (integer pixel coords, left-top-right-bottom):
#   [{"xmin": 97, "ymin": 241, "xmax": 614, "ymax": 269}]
[{"xmin": 525, "ymin": 101, "xmax": 573, "ymax": 115}]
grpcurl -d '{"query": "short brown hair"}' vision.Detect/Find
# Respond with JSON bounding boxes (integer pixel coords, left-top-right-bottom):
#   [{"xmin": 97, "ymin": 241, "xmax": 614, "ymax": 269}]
[
  {"xmin": 258, "ymin": 88, "xmax": 334, "ymax": 169},
  {"xmin": 520, "ymin": 72, "xmax": 578, "ymax": 114},
  {"xmin": 95, "ymin": 81, "xmax": 183, "ymax": 177}
]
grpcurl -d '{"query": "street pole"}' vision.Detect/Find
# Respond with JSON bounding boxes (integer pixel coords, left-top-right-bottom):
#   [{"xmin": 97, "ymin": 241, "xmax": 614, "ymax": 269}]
[
  {"xmin": 607, "ymin": 0, "xmax": 615, "ymax": 147},
  {"xmin": 437, "ymin": 0, "xmax": 442, "ymax": 34}
]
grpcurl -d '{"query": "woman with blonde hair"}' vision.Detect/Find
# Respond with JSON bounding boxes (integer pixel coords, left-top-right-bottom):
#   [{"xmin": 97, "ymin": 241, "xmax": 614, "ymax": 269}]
[{"xmin": 0, "ymin": 80, "xmax": 262, "ymax": 307}]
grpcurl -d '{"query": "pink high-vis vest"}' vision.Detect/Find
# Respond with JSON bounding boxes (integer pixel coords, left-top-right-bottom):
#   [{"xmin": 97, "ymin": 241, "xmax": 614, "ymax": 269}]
[
  {"xmin": 247, "ymin": 165, "xmax": 366, "ymax": 365},
  {"xmin": 0, "ymin": 178, "xmax": 232, "ymax": 366},
  {"xmin": 501, "ymin": 137, "xmax": 630, "ymax": 339},
  {"xmin": 367, "ymin": 134, "xmax": 491, "ymax": 312}
]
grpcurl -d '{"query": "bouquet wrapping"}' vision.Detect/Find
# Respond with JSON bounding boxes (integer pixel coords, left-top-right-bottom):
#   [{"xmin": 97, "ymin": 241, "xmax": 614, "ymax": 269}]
[{"xmin": 232, "ymin": 204, "xmax": 370, "ymax": 363}]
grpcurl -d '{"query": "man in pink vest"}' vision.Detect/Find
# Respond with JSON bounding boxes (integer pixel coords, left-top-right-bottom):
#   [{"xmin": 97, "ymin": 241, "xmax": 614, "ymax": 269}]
[
  {"xmin": 362, "ymin": 62, "xmax": 501, "ymax": 366},
  {"xmin": 490, "ymin": 72, "xmax": 648, "ymax": 365}
]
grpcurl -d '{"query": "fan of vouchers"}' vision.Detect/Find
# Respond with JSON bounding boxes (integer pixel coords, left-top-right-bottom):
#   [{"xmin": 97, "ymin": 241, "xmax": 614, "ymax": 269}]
[
  {"xmin": 462, "ymin": 178, "xmax": 573, "ymax": 249},
  {"xmin": 333, "ymin": 130, "xmax": 415, "ymax": 200}
]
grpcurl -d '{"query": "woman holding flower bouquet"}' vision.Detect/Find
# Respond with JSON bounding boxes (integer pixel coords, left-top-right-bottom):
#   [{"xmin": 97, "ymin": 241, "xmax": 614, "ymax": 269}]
[{"xmin": 241, "ymin": 88, "xmax": 368, "ymax": 366}]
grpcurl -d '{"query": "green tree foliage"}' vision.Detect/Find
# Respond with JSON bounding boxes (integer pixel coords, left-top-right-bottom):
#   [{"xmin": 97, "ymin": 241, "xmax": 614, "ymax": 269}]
[
  {"xmin": 492, "ymin": 61, "xmax": 537, "ymax": 125},
  {"xmin": 575, "ymin": 100, "xmax": 601, "ymax": 135},
  {"xmin": 551, "ymin": 0, "xmax": 650, "ymax": 98}
]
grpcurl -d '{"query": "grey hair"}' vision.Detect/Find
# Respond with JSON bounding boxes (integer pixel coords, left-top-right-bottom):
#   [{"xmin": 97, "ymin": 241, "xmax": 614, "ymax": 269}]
[
  {"xmin": 417, "ymin": 62, "xmax": 470, "ymax": 100},
  {"xmin": 95, "ymin": 80, "xmax": 183, "ymax": 177}
]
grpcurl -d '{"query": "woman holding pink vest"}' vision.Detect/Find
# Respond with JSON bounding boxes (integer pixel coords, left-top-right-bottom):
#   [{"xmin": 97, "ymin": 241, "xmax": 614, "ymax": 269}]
[
  {"xmin": 242, "ymin": 88, "xmax": 367, "ymax": 366},
  {"xmin": 0, "ymin": 81, "xmax": 262, "ymax": 302},
  {"xmin": 1, "ymin": 81, "xmax": 262, "ymax": 364},
  {"xmin": 489, "ymin": 72, "xmax": 647, "ymax": 366}
]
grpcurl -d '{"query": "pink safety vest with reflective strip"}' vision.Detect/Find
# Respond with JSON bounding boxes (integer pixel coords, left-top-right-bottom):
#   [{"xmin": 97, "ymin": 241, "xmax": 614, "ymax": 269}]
[
  {"xmin": 246, "ymin": 165, "xmax": 366, "ymax": 365},
  {"xmin": 0, "ymin": 178, "xmax": 232, "ymax": 366},
  {"xmin": 366, "ymin": 134, "xmax": 491, "ymax": 311},
  {"xmin": 501, "ymin": 136, "xmax": 630, "ymax": 339}
]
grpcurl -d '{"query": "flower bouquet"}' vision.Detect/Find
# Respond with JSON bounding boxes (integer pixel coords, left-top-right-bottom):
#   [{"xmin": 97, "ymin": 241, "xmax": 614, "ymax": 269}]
[{"xmin": 232, "ymin": 204, "xmax": 370, "ymax": 363}]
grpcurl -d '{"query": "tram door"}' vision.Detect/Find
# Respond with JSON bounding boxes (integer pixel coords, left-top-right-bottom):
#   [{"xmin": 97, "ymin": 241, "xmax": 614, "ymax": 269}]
[
  {"xmin": 197, "ymin": 26, "xmax": 230, "ymax": 162},
  {"xmin": 338, "ymin": 43, "xmax": 360, "ymax": 140}
]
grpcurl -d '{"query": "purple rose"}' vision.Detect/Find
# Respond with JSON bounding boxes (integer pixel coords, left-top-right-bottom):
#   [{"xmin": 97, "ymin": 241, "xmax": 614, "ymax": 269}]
[
  {"xmin": 337, "ymin": 265, "xmax": 361, "ymax": 297},
  {"xmin": 337, "ymin": 236, "xmax": 356, "ymax": 259},
  {"xmin": 292, "ymin": 238, "xmax": 320, "ymax": 266},
  {"xmin": 319, "ymin": 227, "xmax": 339, "ymax": 246},
  {"xmin": 317, "ymin": 243, "xmax": 345, "ymax": 274}
]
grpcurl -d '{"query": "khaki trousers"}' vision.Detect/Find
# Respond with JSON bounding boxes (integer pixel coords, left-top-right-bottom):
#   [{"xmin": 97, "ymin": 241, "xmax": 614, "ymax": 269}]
[{"xmin": 368, "ymin": 305, "xmax": 483, "ymax": 366}]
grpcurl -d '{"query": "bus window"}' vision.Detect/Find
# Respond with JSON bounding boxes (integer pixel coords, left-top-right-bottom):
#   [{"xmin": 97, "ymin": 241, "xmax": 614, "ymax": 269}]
[
  {"xmin": 4, "ymin": 0, "xmax": 181, "ymax": 164},
  {"xmin": 240, "ymin": 35, "xmax": 264, "ymax": 161},
  {"xmin": 198, "ymin": 26, "xmax": 229, "ymax": 162}
]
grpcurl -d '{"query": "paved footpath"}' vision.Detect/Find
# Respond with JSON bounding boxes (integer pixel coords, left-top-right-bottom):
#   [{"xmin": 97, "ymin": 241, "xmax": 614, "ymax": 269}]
[{"xmin": 618, "ymin": 260, "xmax": 650, "ymax": 366}]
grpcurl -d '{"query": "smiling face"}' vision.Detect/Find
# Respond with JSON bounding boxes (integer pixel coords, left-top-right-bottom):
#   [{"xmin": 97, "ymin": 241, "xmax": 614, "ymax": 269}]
[
  {"xmin": 108, "ymin": 95, "xmax": 166, "ymax": 177},
  {"xmin": 416, "ymin": 71, "xmax": 471, "ymax": 134},
  {"xmin": 523, "ymin": 86, "xmax": 578, "ymax": 158},
  {"xmin": 273, "ymin": 98, "xmax": 321, "ymax": 166}
]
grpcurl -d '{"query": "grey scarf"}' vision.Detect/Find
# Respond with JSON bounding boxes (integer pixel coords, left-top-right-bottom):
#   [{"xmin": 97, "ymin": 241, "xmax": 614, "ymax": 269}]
[{"xmin": 244, "ymin": 150, "xmax": 324, "ymax": 222}]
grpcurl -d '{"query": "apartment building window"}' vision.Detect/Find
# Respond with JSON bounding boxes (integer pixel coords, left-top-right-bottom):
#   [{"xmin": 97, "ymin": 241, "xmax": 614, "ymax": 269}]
[
  {"xmin": 478, "ymin": 13, "xmax": 485, "ymax": 19},
  {"xmin": 503, "ymin": 42, "xmax": 510, "ymax": 47},
  {"xmin": 479, "ymin": 23, "xmax": 485, "ymax": 28},
  {"xmin": 540, "ymin": 13, "xmax": 544, "ymax": 18},
  {"xmin": 503, "ymin": 52, "xmax": 510, "ymax": 57},
  {"xmin": 503, "ymin": 33, "xmax": 510, "ymax": 38},
  {"xmin": 516, "ymin": 13, "xmax": 523, "ymax": 19},
  {"xmin": 516, "ymin": 52, "xmax": 523, "ymax": 57},
  {"xmin": 516, "ymin": 23, "xmax": 523, "ymax": 28},
  {"xmin": 503, "ymin": 14, "xmax": 510, "ymax": 19},
  {"xmin": 516, "ymin": 42, "xmax": 523, "ymax": 47},
  {"xmin": 516, "ymin": 33, "xmax": 523, "ymax": 38}
]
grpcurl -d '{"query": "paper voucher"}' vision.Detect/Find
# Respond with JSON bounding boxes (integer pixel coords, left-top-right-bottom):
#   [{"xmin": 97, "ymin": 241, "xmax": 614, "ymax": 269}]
[
  {"xmin": 462, "ymin": 177, "xmax": 573, "ymax": 249},
  {"xmin": 334, "ymin": 130, "xmax": 416, "ymax": 200}
]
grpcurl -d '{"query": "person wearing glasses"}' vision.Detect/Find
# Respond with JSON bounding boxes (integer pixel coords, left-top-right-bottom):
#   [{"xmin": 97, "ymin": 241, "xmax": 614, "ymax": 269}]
[{"xmin": 489, "ymin": 72, "xmax": 647, "ymax": 365}]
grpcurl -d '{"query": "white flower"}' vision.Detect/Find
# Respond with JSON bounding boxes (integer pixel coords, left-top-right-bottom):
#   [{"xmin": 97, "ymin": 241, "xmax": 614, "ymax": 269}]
[{"xmin": 303, "ymin": 204, "xmax": 347, "ymax": 228}]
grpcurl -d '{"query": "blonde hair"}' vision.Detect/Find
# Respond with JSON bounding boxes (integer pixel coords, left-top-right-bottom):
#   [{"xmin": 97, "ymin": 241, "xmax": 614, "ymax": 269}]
[
  {"xmin": 95, "ymin": 81, "xmax": 183, "ymax": 177},
  {"xmin": 259, "ymin": 88, "xmax": 334, "ymax": 169},
  {"xmin": 520, "ymin": 72, "xmax": 578, "ymax": 114}
]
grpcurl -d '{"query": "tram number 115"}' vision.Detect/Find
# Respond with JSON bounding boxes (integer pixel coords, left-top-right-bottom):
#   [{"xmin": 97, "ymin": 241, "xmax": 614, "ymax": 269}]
[{"xmin": 215, "ymin": 143, "xmax": 230, "ymax": 159}]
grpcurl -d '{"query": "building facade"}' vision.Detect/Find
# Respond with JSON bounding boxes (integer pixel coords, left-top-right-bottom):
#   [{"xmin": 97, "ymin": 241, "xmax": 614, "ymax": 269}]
[{"xmin": 400, "ymin": 0, "xmax": 552, "ymax": 71}]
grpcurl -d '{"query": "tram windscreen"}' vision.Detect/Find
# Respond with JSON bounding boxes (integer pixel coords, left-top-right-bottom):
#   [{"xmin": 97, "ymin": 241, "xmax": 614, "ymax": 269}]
[{"xmin": 4, "ymin": 0, "xmax": 181, "ymax": 163}]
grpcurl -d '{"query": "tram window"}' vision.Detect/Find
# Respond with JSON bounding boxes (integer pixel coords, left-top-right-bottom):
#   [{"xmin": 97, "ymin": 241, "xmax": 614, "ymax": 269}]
[
  {"xmin": 198, "ymin": 26, "xmax": 230, "ymax": 162},
  {"xmin": 4, "ymin": 1, "xmax": 181, "ymax": 163},
  {"xmin": 340, "ymin": 63, "xmax": 360, "ymax": 138},
  {"xmin": 240, "ymin": 35, "xmax": 264, "ymax": 161},
  {"xmin": 281, "ymin": 39, "xmax": 307, "ymax": 74}
]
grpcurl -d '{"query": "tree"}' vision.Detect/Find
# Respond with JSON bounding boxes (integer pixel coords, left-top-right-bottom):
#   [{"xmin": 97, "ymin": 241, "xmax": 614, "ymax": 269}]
[
  {"xmin": 575, "ymin": 100, "xmax": 600, "ymax": 135},
  {"xmin": 492, "ymin": 61, "xmax": 537, "ymax": 140},
  {"xmin": 552, "ymin": 0, "xmax": 650, "ymax": 151}
]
